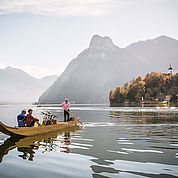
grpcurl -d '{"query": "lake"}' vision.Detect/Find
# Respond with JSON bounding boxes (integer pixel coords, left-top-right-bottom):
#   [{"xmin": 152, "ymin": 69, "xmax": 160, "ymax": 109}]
[{"xmin": 0, "ymin": 104, "xmax": 178, "ymax": 178}]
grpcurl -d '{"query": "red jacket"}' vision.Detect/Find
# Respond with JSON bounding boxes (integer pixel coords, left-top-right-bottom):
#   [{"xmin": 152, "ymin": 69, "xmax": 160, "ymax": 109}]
[{"xmin": 26, "ymin": 114, "xmax": 39, "ymax": 127}]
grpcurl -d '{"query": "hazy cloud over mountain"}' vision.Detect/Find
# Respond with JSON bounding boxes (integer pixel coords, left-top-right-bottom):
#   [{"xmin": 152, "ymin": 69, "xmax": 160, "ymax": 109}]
[
  {"xmin": 0, "ymin": 63, "xmax": 60, "ymax": 79},
  {"xmin": 0, "ymin": 0, "xmax": 136, "ymax": 16}
]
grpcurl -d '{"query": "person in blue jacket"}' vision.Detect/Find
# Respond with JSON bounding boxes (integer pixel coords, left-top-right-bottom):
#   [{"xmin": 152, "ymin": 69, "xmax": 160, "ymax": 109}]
[{"xmin": 17, "ymin": 109, "xmax": 26, "ymax": 127}]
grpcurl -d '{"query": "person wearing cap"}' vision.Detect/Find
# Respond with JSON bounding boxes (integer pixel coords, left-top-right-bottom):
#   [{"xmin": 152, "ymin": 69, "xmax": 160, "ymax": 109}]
[
  {"xmin": 17, "ymin": 109, "xmax": 26, "ymax": 127},
  {"xmin": 26, "ymin": 109, "xmax": 40, "ymax": 127},
  {"xmin": 60, "ymin": 98, "xmax": 71, "ymax": 122}
]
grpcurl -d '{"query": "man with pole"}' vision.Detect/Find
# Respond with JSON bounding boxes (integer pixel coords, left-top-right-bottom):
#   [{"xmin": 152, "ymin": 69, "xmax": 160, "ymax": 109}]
[{"xmin": 60, "ymin": 98, "xmax": 71, "ymax": 122}]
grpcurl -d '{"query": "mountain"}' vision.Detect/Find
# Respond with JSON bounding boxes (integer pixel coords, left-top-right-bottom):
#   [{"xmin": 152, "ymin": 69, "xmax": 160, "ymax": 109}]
[
  {"xmin": 38, "ymin": 35, "xmax": 147, "ymax": 104},
  {"xmin": 126, "ymin": 36, "xmax": 178, "ymax": 73},
  {"xmin": 41, "ymin": 75, "xmax": 58, "ymax": 89},
  {"xmin": 38, "ymin": 35, "xmax": 178, "ymax": 104},
  {"xmin": 0, "ymin": 67, "xmax": 57, "ymax": 103}
]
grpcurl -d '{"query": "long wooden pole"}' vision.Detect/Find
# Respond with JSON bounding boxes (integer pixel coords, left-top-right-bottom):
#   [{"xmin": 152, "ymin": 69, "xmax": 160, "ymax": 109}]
[{"xmin": 65, "ymin": 109, "xmax": 84, "ymax": 126}]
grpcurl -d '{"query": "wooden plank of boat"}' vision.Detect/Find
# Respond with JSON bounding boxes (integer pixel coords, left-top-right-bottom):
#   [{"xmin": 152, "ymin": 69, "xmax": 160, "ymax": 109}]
[{"xmin": 0, "ymin": 117, "xmax": 80, "ymax": 137}]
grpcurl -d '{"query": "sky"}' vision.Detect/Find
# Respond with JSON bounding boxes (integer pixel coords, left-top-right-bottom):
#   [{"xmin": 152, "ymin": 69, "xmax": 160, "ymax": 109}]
[{"xmin": 0, "ymin": 0, "xmax": 178, "ymax": 78}]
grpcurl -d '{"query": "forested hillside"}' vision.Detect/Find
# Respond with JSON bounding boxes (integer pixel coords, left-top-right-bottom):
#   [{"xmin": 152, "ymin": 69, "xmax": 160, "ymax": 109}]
[{"xmin": 110, "ymin": 72, "xmax": 178, "ymax": 106}]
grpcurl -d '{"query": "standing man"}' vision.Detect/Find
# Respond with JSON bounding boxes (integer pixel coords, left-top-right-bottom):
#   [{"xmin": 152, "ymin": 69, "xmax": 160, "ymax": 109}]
[
  {"xmin": 60, "ymin": 98, "xmax": 70, "ymax": 122},
  {"xmin": 26, "ymin": 109, "xmax": 40, "ymax": 127},
  {"xmin": 17, "ymin": 109, "xmax": 26, "ymax": 127}
]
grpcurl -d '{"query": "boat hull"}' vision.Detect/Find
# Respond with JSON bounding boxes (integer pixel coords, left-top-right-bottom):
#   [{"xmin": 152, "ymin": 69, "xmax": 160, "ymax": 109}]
[
  {"xmin": 0, "ymin": 125, "xmax": 80, "ymax": 163},
  {"xmin": 0, "ymin": 118, "xmax": 80, "ymax": 137}
]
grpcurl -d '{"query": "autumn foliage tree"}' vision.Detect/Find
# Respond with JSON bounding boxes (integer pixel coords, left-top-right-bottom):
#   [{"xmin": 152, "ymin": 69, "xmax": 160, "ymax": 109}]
[{"xmin": 110, "ymin": 72, "xmax": 178, "ymax": 105}]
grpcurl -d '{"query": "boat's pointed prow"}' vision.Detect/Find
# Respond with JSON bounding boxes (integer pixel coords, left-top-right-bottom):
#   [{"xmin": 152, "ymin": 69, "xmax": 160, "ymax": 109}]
[{"xmin": 0, "ymin": 121, "xmax": 18, "ymax": 136}]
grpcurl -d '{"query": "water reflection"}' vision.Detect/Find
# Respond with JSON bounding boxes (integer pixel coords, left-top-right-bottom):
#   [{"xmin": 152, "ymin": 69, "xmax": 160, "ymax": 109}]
[
  {"xmin": 0, "ymin": 105, "xmax": 178, "ymax": 178},
  {"xmin": 109, "ymin": 110, "xmax": 178, "ymax": 124},
  {"xmin": 109, "ymin": 110, "xmax": 178, "ymax": 149},
  {"xmin": 0, "ymin": 126, "xmax": 80, "ymax": 163},
  {"xmin": 18, "ymin": 146, "xmax": 36, "ymax": 161}
]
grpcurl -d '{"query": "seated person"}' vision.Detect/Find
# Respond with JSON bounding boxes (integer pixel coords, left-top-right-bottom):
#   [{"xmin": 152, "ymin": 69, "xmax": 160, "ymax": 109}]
[
  {"xmin": 26, "ymin": 109, "xmax": 40, "ymax": 127},
  {"xmin": 17, "ymin": 109, "xmax": 26, "ymax": 127}
]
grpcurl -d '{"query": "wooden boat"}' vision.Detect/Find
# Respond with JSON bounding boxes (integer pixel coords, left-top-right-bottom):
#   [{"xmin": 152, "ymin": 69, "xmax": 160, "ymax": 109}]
[
  {"xmin": 0, "ymin": 125, "xmax": 80, "ymax": 163},
  {"xmin": 0, "ymin": 117, "xmax": 80, "ymax": 137}
]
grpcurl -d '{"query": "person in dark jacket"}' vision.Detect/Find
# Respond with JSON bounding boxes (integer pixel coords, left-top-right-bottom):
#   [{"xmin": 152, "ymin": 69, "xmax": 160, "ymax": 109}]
[
  {"xmin": 17, "ymin": 109, "xmax": 26, "ymax": 127},
  {"xmin": 26, "ymin": 109, "xmax": 40, "ymax": 127}
]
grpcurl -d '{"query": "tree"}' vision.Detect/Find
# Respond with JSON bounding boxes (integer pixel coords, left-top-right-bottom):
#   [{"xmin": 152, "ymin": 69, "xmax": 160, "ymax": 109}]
[
  {"xmin": 170, "ymin": 94, "xmax": 177, "ymax": 105},
  {"xmin": 110, "ymin": 72, "xmax": 177, "ymax": 106},
  {"xmin": 145, "ymin": 93, "xmax": 150, "ymax": 100}
]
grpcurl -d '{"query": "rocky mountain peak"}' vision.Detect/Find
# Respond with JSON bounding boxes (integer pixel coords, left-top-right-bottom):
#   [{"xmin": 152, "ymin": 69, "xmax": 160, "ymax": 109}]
[{"xmin": 89, "ymin": 35, "xmax": 115, "ymax": 49}]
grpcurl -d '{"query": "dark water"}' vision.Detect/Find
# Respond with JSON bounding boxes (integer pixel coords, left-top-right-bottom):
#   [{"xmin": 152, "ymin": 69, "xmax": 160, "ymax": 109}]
[{"xmin": 0, "ymin": 104, "xmax": 178, "ymax": 178}]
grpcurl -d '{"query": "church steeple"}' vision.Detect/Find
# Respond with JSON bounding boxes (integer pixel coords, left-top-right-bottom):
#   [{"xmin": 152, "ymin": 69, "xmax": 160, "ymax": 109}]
[{"xmin": 168, "ymin": 64, "xmax": 173, "ymax": 74}]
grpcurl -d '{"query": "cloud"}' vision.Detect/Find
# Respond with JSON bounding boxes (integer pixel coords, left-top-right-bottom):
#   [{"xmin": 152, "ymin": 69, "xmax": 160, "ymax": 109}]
[
  {"xmin": 0, "ymin": 0, "xmax": 136, "ymax": 16},
  {"xmin": 0, "ymin": 62, "xmax": 6, "ymax": 68},
  {"xmin": 16, "ymin": 65, "xmax": 61, "ymax": 78},
  {"xmin": 0, "ymin": 63, "xmax": 61, "ymax": 78}
]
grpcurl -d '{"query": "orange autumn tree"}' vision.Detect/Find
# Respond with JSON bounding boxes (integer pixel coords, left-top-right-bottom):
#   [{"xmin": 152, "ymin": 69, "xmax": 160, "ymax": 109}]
[{"xmin": 109, "ymin": 72, "xmax": 178, "ymax": 105}]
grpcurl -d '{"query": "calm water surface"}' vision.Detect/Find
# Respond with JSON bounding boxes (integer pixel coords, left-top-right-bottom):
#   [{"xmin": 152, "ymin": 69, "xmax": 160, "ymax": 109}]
[{"xmin": 0, "ymin": 104, "xmax": 178, "ymax": 178}]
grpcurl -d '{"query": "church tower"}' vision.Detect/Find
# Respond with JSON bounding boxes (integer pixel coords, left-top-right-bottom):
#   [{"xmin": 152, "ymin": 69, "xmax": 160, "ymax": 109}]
[{"xmin": 168, "ymin": 64, "xmax": 173, "ymax": 75}]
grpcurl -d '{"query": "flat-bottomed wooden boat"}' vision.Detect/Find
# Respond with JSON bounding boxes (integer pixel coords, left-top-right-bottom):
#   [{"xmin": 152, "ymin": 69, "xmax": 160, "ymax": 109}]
[
  {"xmin": 0, "ymin": 117, "xmax": 80, "ymax": 137},
  {"xmin": 0, "ymin": 125, "xmax": 80, "ymax": 163}
]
